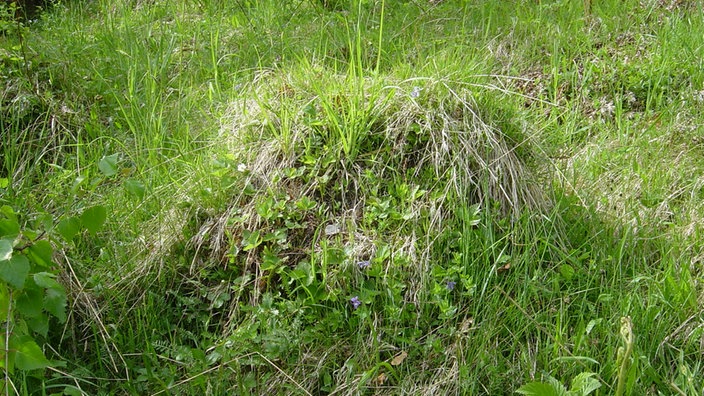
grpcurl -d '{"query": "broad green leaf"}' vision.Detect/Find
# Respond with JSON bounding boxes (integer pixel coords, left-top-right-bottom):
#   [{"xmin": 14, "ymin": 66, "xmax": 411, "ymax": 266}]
[
  {"xmin": 0, "ymin": 178, "xmax": 8, "ymax": 188},
  {"xmin": 0, "ymin": 254, "xmax": 30, "ymax": 289},
  {"xmin": 33, "ymin": 272, "xmax": 62, "ymax": 290},
  {"xmin": 44, "ymin": 287, "xmax": 67, "ymax": 322},
  {"xmin": 570, "ymin": 372, "xmax": 601, "ymax": 395},
  {"xmin": 124, "ymin": 178, "xmax": 146, "ymax": 200},
  {"xmin": 28, "ymin": 313, "xmax": 50, "ymax": 338},
  {"xmin": 0, "ymin": 205, "xmax": 16, "ymax": 219},
  {"xmin": 0, "ymin": 239, "xmax": 12, "ymax": 261},
  {"xmin": 14, "ymin": 336, "xmax": 51, "ymax": 371},
  {"xmin": 80, "ymin": 205, "xmax": 107, "ymax": 235},
  {"xmin": 516, "ymin": 382, "xmax": 566, "ymax": 396},
  {"xmin": 57, "ymin": 217, "xmax": 81, "ymax": 241},
  {"xmin": 16, "ymin": 287, "xmax": 44, "ymax": 318},
  {"xmin": 0, "ymin": 219, "xmax": 19, "ymax": 238},
  {"xmin": 28, "ymin": 240, "xmax": 54, "ymax": 268},
  {"xmin": 546, "ymin": 376, "xmax": 569, "ymax": 396},
  {"xmin": 22, "ymin": 229, "xmax": 39, "ymax": 241},
  {"xmin": 98, "ymin": 153, "xmax": 119, "ymax": 177}
]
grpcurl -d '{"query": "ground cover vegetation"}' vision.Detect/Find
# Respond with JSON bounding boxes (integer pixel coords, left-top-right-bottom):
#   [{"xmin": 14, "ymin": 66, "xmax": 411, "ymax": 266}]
[{"xmin": 1, "ymin": 0, "xmax": 703, "ymax": 394}]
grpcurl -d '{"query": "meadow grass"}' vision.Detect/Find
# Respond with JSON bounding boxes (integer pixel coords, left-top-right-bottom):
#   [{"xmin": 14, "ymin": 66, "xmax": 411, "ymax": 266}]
[{"xmin": 1, "ymin": 0, "xmax": 703, "ymax": 394}]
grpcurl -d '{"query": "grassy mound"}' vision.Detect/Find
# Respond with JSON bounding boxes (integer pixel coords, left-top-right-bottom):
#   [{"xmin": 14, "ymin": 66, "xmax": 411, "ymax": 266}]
[{"xmin": 1, "ymin": 0, "xmax": 703, "ymax": 395}]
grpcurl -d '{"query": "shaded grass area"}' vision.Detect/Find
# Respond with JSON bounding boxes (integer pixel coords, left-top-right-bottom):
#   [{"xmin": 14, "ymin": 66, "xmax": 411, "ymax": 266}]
[{"xmin": 1, "ymin": 0, "xmax": 703, "ymax": 394}]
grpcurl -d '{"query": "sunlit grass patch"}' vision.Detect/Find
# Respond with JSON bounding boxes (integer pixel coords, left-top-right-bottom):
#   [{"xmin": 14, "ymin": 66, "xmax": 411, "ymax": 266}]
[
  {"xmin": 2, "ymin": 0, "xmax": 704, "ymax": 394},
  {"xmin": 115, "ymin": 62, "xmax": 550, "ymax": 392}
]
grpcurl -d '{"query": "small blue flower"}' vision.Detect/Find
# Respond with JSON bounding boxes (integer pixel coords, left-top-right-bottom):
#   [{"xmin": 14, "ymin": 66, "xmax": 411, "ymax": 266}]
[
  {"xmin": 357, "ymin": 260, "xmax": 371, "ymax": 269},
  {"xmin": 350, "ymin": 296, "xmax": 362, "ymax": 309},
  {"xmin": 410, "ymin": 86, "xmax": 422, "ymax": 98},
  {"xmin": 446, "ymin": 281, "xmax": 456, "ymax": 291}
]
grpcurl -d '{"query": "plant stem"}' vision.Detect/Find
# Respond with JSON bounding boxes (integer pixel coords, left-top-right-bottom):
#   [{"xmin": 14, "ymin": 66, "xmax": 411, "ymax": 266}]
[
  {"xmin": 4, "ymin": 290, "xmax": 11, "ymax": 396},
  {"xmin": 616, "ymin": 316, "xmax": 633, "ymax": 396}
]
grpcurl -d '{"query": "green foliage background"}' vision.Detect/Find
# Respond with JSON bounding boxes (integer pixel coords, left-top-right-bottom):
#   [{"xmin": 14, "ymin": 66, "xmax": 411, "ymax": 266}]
[{"xmin": 1, "ymin": 0, "xmax": 703, "ymax": 394}]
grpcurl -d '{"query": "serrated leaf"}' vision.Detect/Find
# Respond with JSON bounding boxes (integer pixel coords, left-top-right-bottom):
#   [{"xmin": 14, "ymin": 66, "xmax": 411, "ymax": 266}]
[
  {"xmin": 14, "ymin": 337, "xmax": 51, "ymax": 371},
  {"xmin": 0, "ymin": 239, "xmax": 12, "ymax": 261},
  {"xmin": 28, "ymin": 240, "xmax": 53, "ymax": 268},
  {"xmin": 570, "ymin": 372, "xmax": 601, "ymax": 395},
  {"xmin": 44, "ymin": 287, "xmax": 67, "ymax": 322},
  {"xmin": 98, "ymin": 153, "xmax": 119, "ymax": 177},
  {"xmin": 124, "ymin": 178, "xmax": 146, "ymax": 200},
  {"xmin": 33, "ymin": 272, "xmax": 62, "ymax": 289},
  {"xmin": 16, "ymin": 287, "xmax": 43, "ymax": 318},
  {"xmin": 80, "ymin": 206, "xmax": 107, "ymax": 235},
  {"xmin": 28, "ymin": 313, "xmax": 50, "ymax": 338},
  {"xmin": 57, "ymin": 217, "xmax": 81, "ymax": 241},
  {"xmin": 0, "ymin": 254, "xmax": 30, "ymax": 289},
  {"xmin": 516, "ymin": 382, "xmax": 566, "ymax": 396},
  {"xmin": 546, "ymin": 376, "xmax": 569, "ymax": 396}
]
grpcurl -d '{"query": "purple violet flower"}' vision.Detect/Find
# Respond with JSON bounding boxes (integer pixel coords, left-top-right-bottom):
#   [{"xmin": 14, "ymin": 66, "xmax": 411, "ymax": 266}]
[
  {"xmin": 357, "ymin": 260, "xmax": 371, "ymax": 269},
  {"xmin": 350, "ymin": 296, "xmax": 362, "ymax": 309},
  {"xmin": 446, "ymin": 281, "xmax": 457, "ymax": 291}
]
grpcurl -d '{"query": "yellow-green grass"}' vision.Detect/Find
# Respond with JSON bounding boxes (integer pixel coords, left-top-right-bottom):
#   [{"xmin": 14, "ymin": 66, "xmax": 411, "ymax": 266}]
[{"xmin": 1, "ymin": 0, "xmax": 702, "ymax": 394}]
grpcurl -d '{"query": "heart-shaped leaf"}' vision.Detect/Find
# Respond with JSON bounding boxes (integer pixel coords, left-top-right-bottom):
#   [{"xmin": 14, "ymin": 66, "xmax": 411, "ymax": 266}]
[
  {"xmin": 0, "ymin": 254, "xmax": 30, "ymax": 289},
  {"xmin": 57, "ymin": 217, "xmax": 81, "ymax": 241},
  {"xmin": 0, "ymin": 219, "xmax": 19, "ymax": 238},
  {"xmin": 98, "ymin": 154, "xmax": 119, "ymax": 177},
  {"xmin": 28, "ymin": 240, "xmax": 53, "ymax": 268},
  {"xmin": 43, "ymin": 287, "xmax": 67, "ymax": 323},
  {"xmin": 80, "ymin": 206, "xmax": 107, "ymax": 236},
  {"xmin": 14, "ymin": 336, "xmax": 51, "ymax": 371}
]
